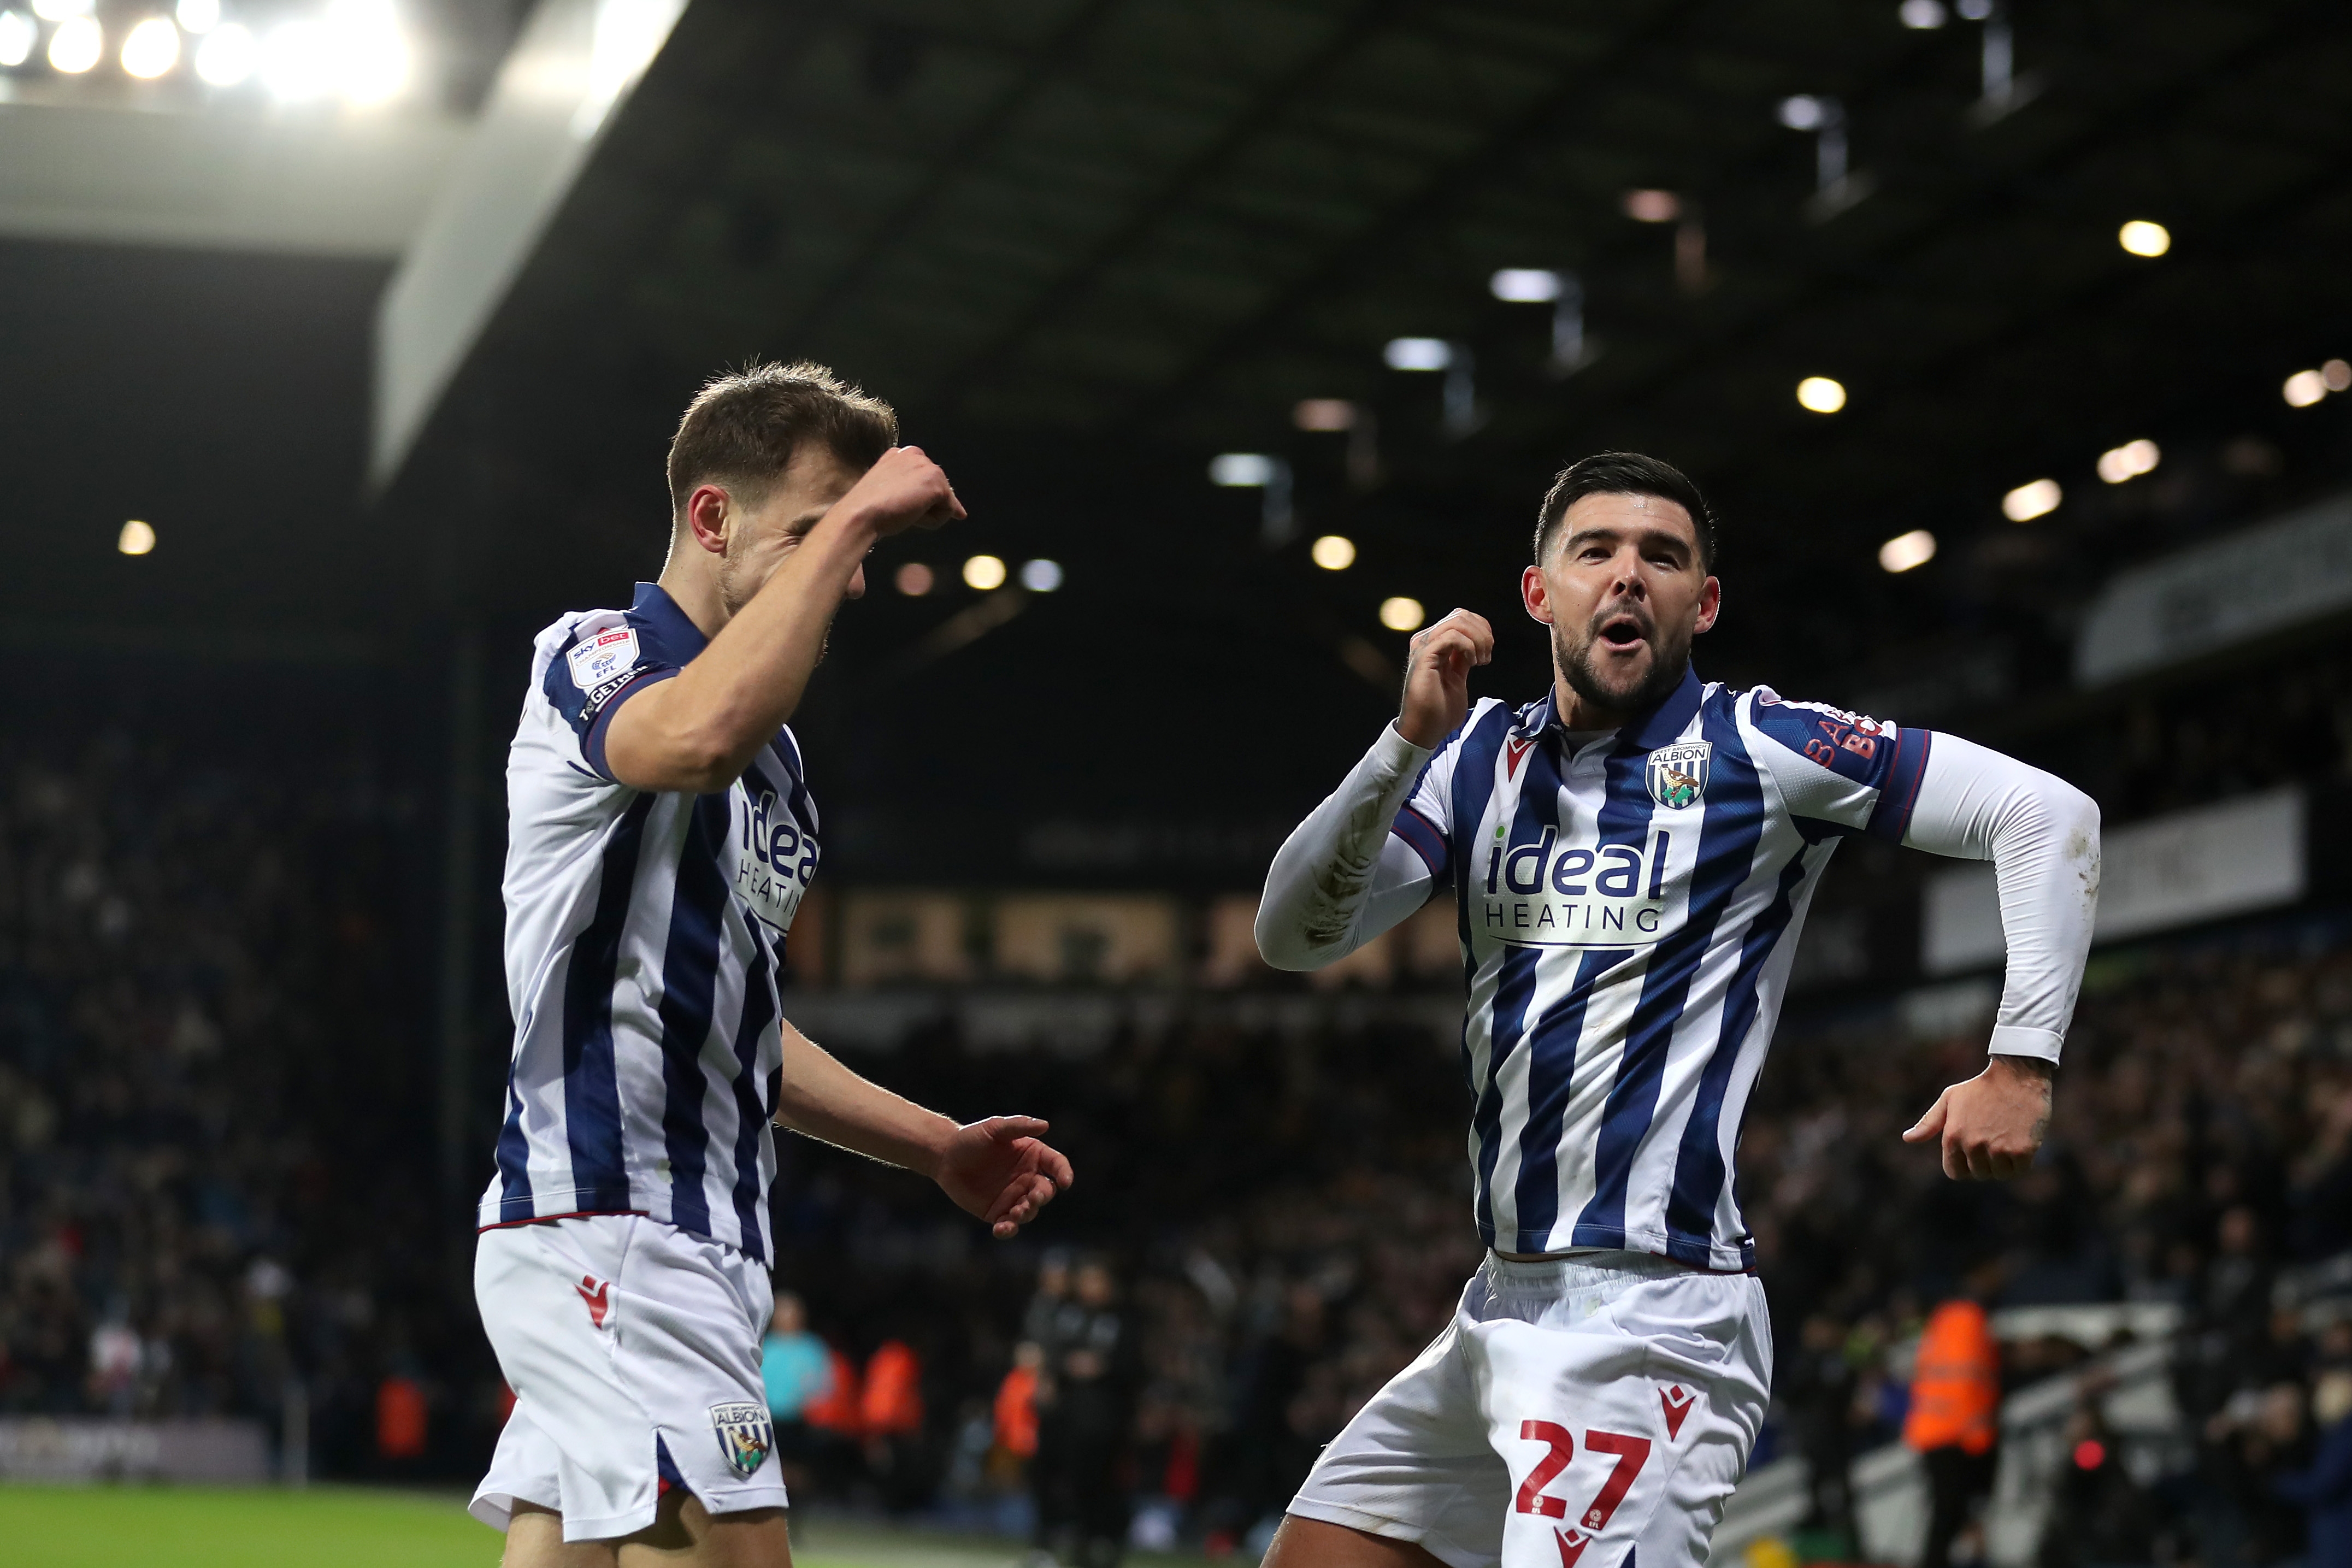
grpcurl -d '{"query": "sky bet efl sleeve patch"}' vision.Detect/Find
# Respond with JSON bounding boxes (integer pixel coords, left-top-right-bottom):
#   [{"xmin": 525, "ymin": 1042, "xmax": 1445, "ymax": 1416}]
[{"xmin": 567, "ymin": 626, "xmax": 641, "ymax": 692}]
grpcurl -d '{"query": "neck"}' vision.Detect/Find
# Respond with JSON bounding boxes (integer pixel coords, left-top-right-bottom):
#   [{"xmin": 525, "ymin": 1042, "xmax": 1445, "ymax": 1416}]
[
  {"xmin": 1551, "ymin": 675, "xmax": 1635, "ymax": 733},
  {"xmin": 656, "ymin": 553, "xmax": 729, "ymax": 641}
]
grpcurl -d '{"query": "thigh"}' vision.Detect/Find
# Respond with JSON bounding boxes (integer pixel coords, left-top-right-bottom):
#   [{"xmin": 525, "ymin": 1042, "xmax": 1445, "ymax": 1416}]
[
  {"xmin": 613, "ymin": 1492, "xmax": 793, "ymax": 1568},
  {"xmin": 504, "ymin": 1501, "xmax": 618, "ymax": 1568},
  {"xmin": 1265, "ymin": 1514, "xmax": 1451, "ymax": 1568}
]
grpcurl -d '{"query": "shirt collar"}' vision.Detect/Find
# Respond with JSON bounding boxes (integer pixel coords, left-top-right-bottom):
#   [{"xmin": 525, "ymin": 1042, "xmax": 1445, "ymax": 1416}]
[
  {"xmin": 630, "ymin": 581, "xmax": 709, "ymax": 665},
  {"xmin": 1525, "ymin": 664, "xmax": 1704, "ymax": 753}
]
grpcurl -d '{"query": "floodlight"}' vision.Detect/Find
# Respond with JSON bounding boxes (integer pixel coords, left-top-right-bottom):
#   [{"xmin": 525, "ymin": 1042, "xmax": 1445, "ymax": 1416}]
[
  {"xmin": 894, "ymin": 562, "xmax": 933, "ymax": 597},
  {"xmin": 2324, "ymin": 359, "xmax": 2351, "ymax": 393},
  {"xmin": 1018, "ymin": 559, "xmax": 1063, "ymax": 592},
  {"xmin": 1955, "ymin": 0, "xmax": 1993, "ymax": 17},
  {"xmin": 176, "ymin": 0, "xmax": 217, "ymax": 32},
  {"xmin": 1209, "ymin": 453, "xmax": 1277, "ymax": 487},
  {"xmin": 119, "ymin": 520, "xmax": 156, "ymax": 556},
  {"xmin": 962, "ymin": 555, "xmax": 1007, "ymax": 591},
  {"xmin": 1778, "ymin": 95, "xmax": 1827, "ymax": 132},
  {"xmin": 1293, "ymin": 399, "xmax": 1355, "ymax": 432},
  {"xmin": 1623, "ymin": 188, "xmax": 1681, "ymax": 223},
  {"xmin": 1490, "ymin": 268, "xmax": 1563, "ymax": 304},
  {"xmin": 2284, "ymin": 370, "xmax": 2329, "ymax": 408},
  {"xmin": 326, "ymin": 0, "xmax": 408, "ymax": 105},
  {"xmin": 1310, "ymin": 535, "xmax": 1356, "ymax": 571},
  {"xmin": 47, "ymin": 13, "xmax": 99, "ymax": 71},
  {"xmin": 2095, "ymin": 439, "xmax": 2159, "ymax": 485},
  {"xmin": 31, "ymin": 0, "xmax": 89, "ymax": 19},
  {"xmin": 0, "ymin": 11, "xmax": 34, "ymax": 66},
  {"xmin": 1378, "ymin": 597, "xmax": 1425, "ymax": 633},
  {"xmin": 2002, "ymin": 479, "xmax": 2061, "ymax": 522},
  {"xmin": 1878, "ymin": 530, "xmax": 1936, "ymax": 573},
  {"xmin": 1796, "ymin": 376, "xmax": 1847, "ymax": 414},
  {"xmin": 1383, "ymin": 337, "xmax": 1453, "ymax": 372},
  {"xmin": 193, "ymin": 19, "xmax": 252, "ymax": 82},
  {"xmin": 261, "ymin": 19, "xmax": 329, "ymax": 99},
  {"xmin": 2117, "ymin": 220, "xmax": 2170, "ymax": 257},
  {"xmin": 1899, "ymin": 0, "xmax": 1947, "ymax": 27},
  {"xmin": 122, "ymin": 15, "xmax": 180, "ymax": 78}
]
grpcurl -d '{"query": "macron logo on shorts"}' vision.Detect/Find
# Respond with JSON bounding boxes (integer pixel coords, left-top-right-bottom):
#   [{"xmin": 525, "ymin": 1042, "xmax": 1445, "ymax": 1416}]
[
  {"xmin": 576, "ymin": 1275, "xmax": 611, "ymax": 1328},
  {"xmin": 1659, "ymin": 1382, "xmax": 1696, "ymax": 1440}
]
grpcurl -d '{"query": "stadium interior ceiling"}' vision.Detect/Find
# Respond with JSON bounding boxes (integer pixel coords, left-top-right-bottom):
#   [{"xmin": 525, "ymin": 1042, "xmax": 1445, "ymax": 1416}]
[{"xmin": 7, "ymin": 0, "xmax": 2352, "ymax": 881}]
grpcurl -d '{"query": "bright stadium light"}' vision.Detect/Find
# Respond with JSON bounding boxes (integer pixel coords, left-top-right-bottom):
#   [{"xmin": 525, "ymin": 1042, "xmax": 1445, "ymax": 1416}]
[
  {"xmin": 1383, "ymin": 337, "xmax": 1453, "ymax": 372},
  {"xmin": 1778, "ymin": 94, "xmax": 1828, "ymax": 132},
  {"xmin": 893, "ymin": 561, "xmax": 933, "ymax": 597},
  {"xmin": 1311, "ymin": 535, "xmax": 1356, "ymax": 571},
  {"xmin": 962, "ymin": 555, "xmax": 1006, "ymax": 591},
  {"xmin": 2325, "ymin": 359, "xmax": 2352, "ymax": 393},
  {"xmin": 176, "ymin": 0, "xmax": 219, "ymax": 32},
  {"xmin": 1490, "ymin": 268, "xmax": 1564, "ymax": 303},
  {"xmin": 118, "ymin": 520, "xmax": 156, "ymax": 556},
  {"xmin": 1796, "ymin": 376, "xmax": 1847, "ymax": 414},
  {"xmin": 2284, "ymin": 369, "xmax": 2329, "ymax": 408},
  {"xmin": 1899, "ymin": 0, "xmax": 1948, "ymax": 27},
  {"xmin": 1209, "ymin": 452, "xmax": 1278, "ymax": 487},
  {"xmin": 1293, "ymin": 398, "xmax": 1355, "ymax": 432},
  {"xmin": 0, "ymin": 11, "xmax": 35, "ymax": 66},
  {"xmin": 194, "ymin": 20, "xmax": 253, "ymax": 84},
  {"xmin": 261, "ymin": 18, "xmax": 329, "ymax": 98},
  {"xmin": 121, "ymin": 15, "xmax": 181, "ymax": 78},
  {"xmin": 31, "ymin": 0, "xmax": 89, "ymax": 19},
  {"xmin": 2096, "ymin": 439, "xmax": 2160, "ymax": 485},
  {"xmin": 326, "ymin": 0, "xmax": 409, "ymax": 106},
  {"xmin": 2118, "ymin": 220, "xmax": 2171, "ymax": 257},
  {"xmin": 1878, "ymin": 529, "xmax": 1936, "ymax": 573},
  {"xmin": 48, "ymin": 13, "xmax": 101, "ymax": 72},
  {"xmin": 1018, "ymin": 558, "xmax": 1063, "ymax": 592},
  {"xmin": 1378, "ymin": 596, "xmax": 1425, "ymax": 632},
  {"xmin": 1623, "ymin": 188, "xmax": 1681, "ymax": 223},
  {"xmin": 2003, "ymin": 478, "xmax": 2062, "ymax": 521}
]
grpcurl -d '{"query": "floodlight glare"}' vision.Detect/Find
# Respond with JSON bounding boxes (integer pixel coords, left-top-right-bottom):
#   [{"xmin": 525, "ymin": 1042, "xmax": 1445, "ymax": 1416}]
[
  {"xmin": 1955, "ymin": 0, "xmax": 1993, "ymax": 18},
  {"xmin": 2095, "ymin": 439, "xmax": 2160, "ymax": 485},
  {"xmin": 1383, "ymin": 337, "xmax": 1453, "ymax": 372},
  {"xmin": 1018, "ymin": 558, "xmax": 1063, "ymax": 592},
  {"xmin": 1490, "ymin": 268, "xmax": 1564, "ymax": 304},
  {"xmin": 962, "ymin": 555, "xmax": 1007, "ymax": 591},
  {"xmin": 2002, "ymin": 479, "xmax": 2062, "ymax": 522},
  {"xmin": 1796, "ymin": 376, "xmax": 1847, "ymax": 414},
  {"xmin": 1310, "ymin": 535, "xmax": 1357, "ymax": 571},
  {"xmin": 47, "ymin": 13, "xmax": 100, "ymax": 71},
  {"xmin": 2284, "ymin": 369, "xmax": 2329, "ymax": 408},
  {"xmin": 1878, "ymin": 530, "xmax": 1936, "ymax": 573},
  {"xmin": 31, "ymin": 0, "xmax": 89, "ymax": 20},
  {"xmin": 326, "ymin": 0, "xmax": 409, "ymax": 105},
  {"xmin": 894, "ymin": 561, "xmax": 933, "ymax": 597},
  {"xmin": 261, "ymin": 19, "xmax": 329, "ymax": 99},
  {"xmin": 1378, "ymin": 597, "xmax": 1425, "ymax": 633},
  {"xmin": 1778, "ymin": 94, "xmax": 1826, "ymax": 132},
  {"xmin": 1209, "ymin": 452, "xmax": 1277, "ymax": 487},
  {"xmin": 1898, "ymin": 0, "xmax": 1948, "ymax": 27},
  {"xmin": 118, "ymin": 520, "xmax": 156, "ymax": 556},
  {"xmin": 0, "ymin": 10, "xmax": 35, "ymax": 66},
  {"xmin": 1623, "ymin": 188, "xmax": 1681, "ymax": 223},
  {"xmin": 194, "ymin": 19, "xmax": 252, "ymax": 83},
  {"xmin": 122, "ymin": 15, "xmax": 181, "ymax": 78},
  {"xmin": 176, "ymin": 0, "xmax": 219, "ymax": 32},
  {"xmin": 2118, "ymin": 220, "xmax": 2171, "ymax": 257},
  {"xmin": 2324, "ymin": 359, "xmax": 2351, "ymax": 393},
  {"xmin": 1293, "ymin": 398, "xmax": 1355, "ymax": 432}
]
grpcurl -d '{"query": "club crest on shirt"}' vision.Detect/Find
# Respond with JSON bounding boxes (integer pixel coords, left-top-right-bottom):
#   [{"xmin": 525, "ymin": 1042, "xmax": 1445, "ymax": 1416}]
[
  {"xmin": 1644, "ymin": 741, "xmax": 1711, "ymax": 809},
  {"xmin": 710, "ymin": 1402, "xmax": 774, "ymax": 1478}
]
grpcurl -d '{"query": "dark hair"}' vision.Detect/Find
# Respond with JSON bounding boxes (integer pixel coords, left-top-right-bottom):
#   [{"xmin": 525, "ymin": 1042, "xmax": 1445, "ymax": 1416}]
[
  {"xmin": 666, "ymin": 360, "xmax": 898, "ymax": 519},
  {"xmin": 1532, "ymin": 452, "xmax": 1717, "ymax": 569}
]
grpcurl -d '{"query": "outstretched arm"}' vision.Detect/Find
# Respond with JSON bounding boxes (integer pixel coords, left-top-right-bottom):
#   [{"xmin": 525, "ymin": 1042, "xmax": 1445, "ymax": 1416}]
[
  {"xmin": 773, "ymin": 1018, "xmax": 1071, "ymax": 1237},
  {"xmin": 1255, "ymin": 609, "xmax": 1493, "ymax": 970},
  {"xmin": 1897, "ymin": 732, "xmax": 2101, "ymax": 1179}
]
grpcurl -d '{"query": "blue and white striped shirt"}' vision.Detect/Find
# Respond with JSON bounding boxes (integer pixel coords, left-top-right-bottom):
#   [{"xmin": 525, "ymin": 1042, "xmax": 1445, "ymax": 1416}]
[{"xmin": 478, "ymin": 582, "xmax": 817, "ymax": 1261}]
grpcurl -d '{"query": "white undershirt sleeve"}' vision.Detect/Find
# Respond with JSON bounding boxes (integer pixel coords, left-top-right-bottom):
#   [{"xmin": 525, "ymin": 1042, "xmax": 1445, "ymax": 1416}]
[
  {"xmin": 1901, "ymin": 731, "xmax": 2102, "ymax": 1063},
  {"xmin": 1256, "ymin": 723, "xmax": 1439, "ymax": 971}
]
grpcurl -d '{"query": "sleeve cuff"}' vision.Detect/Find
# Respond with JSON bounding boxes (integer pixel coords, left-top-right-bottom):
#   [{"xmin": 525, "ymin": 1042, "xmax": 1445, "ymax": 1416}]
[
  {"xmin": 1376, "ymin": 721, "xmax": 1436, "ymax": 774},
  {"xmin": 1987, "ymin": 1024, "xmax": 2062, "ymax": 1064}
]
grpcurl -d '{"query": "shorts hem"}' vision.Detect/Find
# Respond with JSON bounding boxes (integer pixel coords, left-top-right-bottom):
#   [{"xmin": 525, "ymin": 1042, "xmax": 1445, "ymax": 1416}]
[
  {"xmin": 1285, "ymin": 1499, "xmax": 1487, "ymax": 1568},
  {"xmin": 694, "ymin": 1479, "xmax": 792, "ymax": 1516},
  {"xmin": 469, "ymin": 1487, "xmax": 555, "ymax": 1533},
  {"xmin": 559, "ymin": 1502, "xmax": 661, "ymax": 1543}
]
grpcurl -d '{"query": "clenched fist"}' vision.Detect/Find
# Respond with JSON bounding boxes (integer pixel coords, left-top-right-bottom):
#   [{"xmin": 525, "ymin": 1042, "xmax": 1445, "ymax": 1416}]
[
  {"xmin": 834, "ymin": 445, "xmax": 965, "ymax": 538},
  {"xmin": 1398, "ymin": 608, "xmax": 1495, "ymax": 749}
]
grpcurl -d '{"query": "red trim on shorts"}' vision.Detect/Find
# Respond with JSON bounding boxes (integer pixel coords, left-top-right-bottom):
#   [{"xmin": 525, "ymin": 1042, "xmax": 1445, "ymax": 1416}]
[{"xmin": 474, "ymin": 1209, "xmax": 649, "ymax": 1234}]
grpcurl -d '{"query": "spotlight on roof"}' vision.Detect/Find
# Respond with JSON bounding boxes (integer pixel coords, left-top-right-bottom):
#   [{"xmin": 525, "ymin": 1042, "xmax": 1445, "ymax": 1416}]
[
  {"xmin": 893, "ymin": 561, "xmax": 933, "ymax": 597},
  {"xmin": 176, "ymin": 0, "xmax": 219, "ymax": 32},
  {"xmin": 47, "ymin": 13, "xmax": 101, "ymax": 72},
  {"xmin": 962, "ymin": 555, "xmax": 1006, "ymax": 591},
  {"xmin": 1795, "ymin": 376, "xmax": 1847, "ymax": 414},
  {"xmin": 1293, "ymin": 398, "xmax": 1356, "ymax": 432},
  {"xmin": 1898, "ymin": 0, "xmax": 1948, "ymax": 27},
  {"xmin": 2284, "ymin": 369, "xmax": 2330, "ymax": 408},
  {"xmin": 0, "ymin": 11, "xmax": 35, "ymax": 67},
  {"xmin": 1018, "ymin": 558, "xmax": 1063, "ymax": 592},
  {"xmin": 1878, "ymin": 529, "xmax": 1936, "ymax": 573},
  {"xmin": 1777, "ymin": 94, "xmax": 1828, "ymax": 132},
  {"xmin": 1622, "ymin": 188, "xmax": 1681, "ymax": 223},
  {"xmin": 194, "ymin": 20, "xmax": 254, "ymax": 84},
  {"xmin": 1310, "ymin": 535, "xmax": 1356, "ymax": 571},
  {"xmin": 2002, "ymin": 479, "xmax": 2062, "ymax": 522},
  {"xmin": 1490, "ymin": 268, "xmax": 1564, "ymax": 304},
  {"xmin": 2096, "ymin": 439, "xmax": 2160, "ymax": 485},
  {"xmin": 2118, "ymin": 220, "xmax": 2171, "ymax": 257},
  {"xmin": 1382, "ymin": 337, "xmax": 1454, "ymax": 372},
  {"xmin": 31, "ymin": 0, "xmax": 90, "ymax": 20},
  {"xmin": 1209, "ymin": 452, "xmax": 1278, "ymax": 487},
  {"xmin": 122, "ymin": 15, "xmax": 181, "ymax": 78},
  {"xmin": 1378, "ymin": 596, "xmax": 1425, "ymax": 632},
  {"xmin": 118, "ymin": 520, "xmax": 156, "ymax": 556},
  {"xmin": 2325, "ymin": 359, "xmax": 2352, "ymax": 393}
]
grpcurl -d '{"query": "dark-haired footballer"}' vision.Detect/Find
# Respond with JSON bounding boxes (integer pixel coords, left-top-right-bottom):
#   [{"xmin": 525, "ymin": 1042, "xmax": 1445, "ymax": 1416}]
[
  {"xmin": 1254, "ymin": 455, "xmax": 2099, "ymax": 1568},
  {"xmin": 471, "ymin": 363, "xmax": 1071, "ymax": 1567}
]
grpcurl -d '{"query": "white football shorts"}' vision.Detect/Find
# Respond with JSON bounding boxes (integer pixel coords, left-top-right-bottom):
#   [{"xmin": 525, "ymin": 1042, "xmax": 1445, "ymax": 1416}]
[
  {"xmin": 470, "ymin": 1214, "xmax": 787, "ymax": 1543},
  {"xmin": 1289, "ymin": 1251, "xmax": 1771, "ymax": 1568}
]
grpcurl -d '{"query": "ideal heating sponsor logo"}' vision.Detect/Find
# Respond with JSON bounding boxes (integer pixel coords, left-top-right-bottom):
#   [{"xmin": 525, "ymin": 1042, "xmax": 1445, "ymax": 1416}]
[
  {"xmin": 733, "ymin": 786, "xmax": 816, "ymax": 934},
  {"xmin": 1476, "ymin": 825, "xmax": 1679, "ymax": 948}
]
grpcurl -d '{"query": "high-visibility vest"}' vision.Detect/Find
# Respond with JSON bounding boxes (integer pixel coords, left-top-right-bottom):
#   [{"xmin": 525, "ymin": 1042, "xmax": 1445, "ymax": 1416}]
[
  {"xmin": 994, "ymin": 1364, "xmax": 1039, "ymax": 1458},
  {"xmin": 1903, "ymin": 1299, "xmax": 2000, "ymax": 1455},
  {"xmin": 862, "ymin": 1340, "xmax": 924, "ymax": 1436},
  {"xmin": 804, "ymin": 1347, "xmax": 863, "ymax": 1436}
]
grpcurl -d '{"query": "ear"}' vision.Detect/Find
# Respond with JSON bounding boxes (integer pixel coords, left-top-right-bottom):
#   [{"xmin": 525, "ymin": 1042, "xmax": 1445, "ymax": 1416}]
[
  {"xmin": 1522, "ymin": 563, "xmax": 1554, "ymax": 625},
  {"xmin": 1693, "ymin": 574, "xmax": 1722, "ymax": 635},
  {"xmin": 683, "ymin": 484, "xmax": 732, "ymax": 556}
]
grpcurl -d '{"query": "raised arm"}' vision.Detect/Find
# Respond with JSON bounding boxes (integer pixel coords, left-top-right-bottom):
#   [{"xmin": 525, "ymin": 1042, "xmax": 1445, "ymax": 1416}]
[
  {"xmin": 604, "ymin": 447, "xmax": 962, "ymax": 794},
  {"xmin": 1897, "ymin": 732, "xmax": 2101, "ymax": 1180},
  {"xmin": 773, "ymin": 1018, "xmax": 1072, "ymax": 1237}
]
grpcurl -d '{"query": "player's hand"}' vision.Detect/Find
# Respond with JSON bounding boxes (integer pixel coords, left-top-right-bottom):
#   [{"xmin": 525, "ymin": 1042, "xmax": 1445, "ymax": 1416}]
[
  {"xmin": 1902, "ymin": 1054, "xmax": 2053, "ymax": 1180},
  {"xmin": 833, "ymin": 445, "xmax": 965, "ymax": 539},
  {"xmin": 1398, "ymin": 608, "xmax": 1494, "ymax": 749},
  {"xmin": 934, "ymin": 1116, "xmax": 1073, "ymax": 1239}
]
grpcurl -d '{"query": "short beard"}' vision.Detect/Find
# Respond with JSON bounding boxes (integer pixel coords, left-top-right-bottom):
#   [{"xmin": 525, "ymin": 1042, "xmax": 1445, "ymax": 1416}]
[{"xmin": 1553, "ymin": 617, "xmax": 1691, "ymax": 719}]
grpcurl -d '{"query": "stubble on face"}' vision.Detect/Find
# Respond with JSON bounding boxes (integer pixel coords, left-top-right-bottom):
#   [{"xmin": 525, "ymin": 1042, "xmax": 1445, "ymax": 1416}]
[{"xmin": 1550, "ymin": 597, "xmax": 1695, "ymax": 718}]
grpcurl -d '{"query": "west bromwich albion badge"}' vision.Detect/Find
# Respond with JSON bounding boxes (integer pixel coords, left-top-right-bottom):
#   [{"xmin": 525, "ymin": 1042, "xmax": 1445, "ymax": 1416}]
[
  {"xmin": 1645, "ymin": 741, "xmax": 1711, "ymax": 809},
  {"xmin": 709, "ymin": 1401, "xmax": 774, "ymax": 1477}
]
